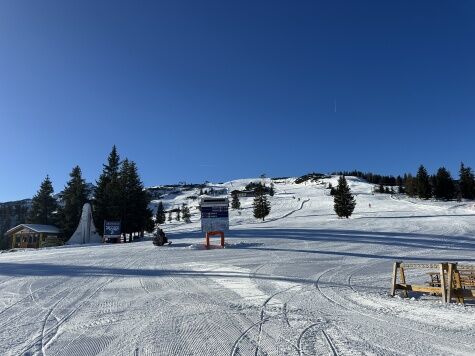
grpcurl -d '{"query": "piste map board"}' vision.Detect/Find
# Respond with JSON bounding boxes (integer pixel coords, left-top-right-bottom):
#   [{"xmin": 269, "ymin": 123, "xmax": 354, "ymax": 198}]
[
  {"xmin": 200, "ymin": 197, "xmax": 229, "ymax": 233},
  {"xmin": 104, "ymin": 221, "xmax": 121, "ymax": 237}
]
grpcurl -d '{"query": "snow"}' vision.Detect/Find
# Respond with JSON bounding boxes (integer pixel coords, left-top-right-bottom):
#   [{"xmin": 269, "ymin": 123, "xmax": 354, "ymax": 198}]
[{"xmin": 1, "ymin": 176, "xmax": 475, "ymax": 355}]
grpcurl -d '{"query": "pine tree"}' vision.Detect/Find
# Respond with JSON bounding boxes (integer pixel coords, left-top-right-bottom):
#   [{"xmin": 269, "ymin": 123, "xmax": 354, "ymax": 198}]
[
  {"xmin": 28, "ymin": 175, "xmax": 58, "ymax": 225},
  {"xmin": 333, "ymin": 176, "xmax": 356, "ymax": 218},
  {"xmin": 231, "ymin": 191, "xmax": 241, "ymax": 209},
  {"xmin": 269, "ymin": 183, "xmax": 275, "ymax": 197},
  {"xmin": 459, "ymin": 162, "xmax": 475, "ymax": 199},
  {"xmin": 93, "ymin": 146, "xmax": 122, "ymax": 235},
  {"xmin": 405, "ymin": 174, "xmax": 416, "ymax": 197},
  {"xmin": 119, "ymin": 159, "xmax": 153, "ymax": 240},
  {"xmin": 253, "ymin": 191, "xmax": 271, "ymax": 221},
  {"xmin": 176, "ymin": 209, "xmax": 181, "ymax": 221},
  {"xmin": 168, "ymin": 211, "xmax": 172, "ymax": 222},
  {"xmin": 433, "ymin": 167, "xmax": 455, "ymax": 200},
  {"xmin": 416, "ymin": 165, "xmax": 432, "ymax": 199},
  {"xmin": 58, "ymin": 166, "xmax": 89, "ymax": 240},
  {"xmin": 378, "ymin": 182, "xmax": 385, "ymax": 193},
  {"xmin": 181, "ymin": 204, "xmax": 191, "ymax": 223},
  {"xmin": 155, "ymin": 201, "xmax": 166, "ymax": 225}
]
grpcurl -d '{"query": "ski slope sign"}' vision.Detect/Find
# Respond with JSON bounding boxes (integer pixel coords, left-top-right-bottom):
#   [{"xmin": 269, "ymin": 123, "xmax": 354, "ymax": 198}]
[{"xmin": 200, "ymin": 197, "xmax": 229, "ymax": 233}]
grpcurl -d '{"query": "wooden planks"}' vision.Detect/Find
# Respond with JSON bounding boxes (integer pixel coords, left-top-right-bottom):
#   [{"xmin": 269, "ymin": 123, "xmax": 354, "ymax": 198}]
[{"xmin": 390, "ymin": 262, "xmax": 475, "ymax": 304}]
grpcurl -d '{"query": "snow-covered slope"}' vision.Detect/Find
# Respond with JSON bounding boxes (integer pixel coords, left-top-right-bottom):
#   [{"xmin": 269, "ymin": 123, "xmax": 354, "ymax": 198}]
[{"xmin": 1, "ymin": 176, "xmax": 475, "ymax": 355}]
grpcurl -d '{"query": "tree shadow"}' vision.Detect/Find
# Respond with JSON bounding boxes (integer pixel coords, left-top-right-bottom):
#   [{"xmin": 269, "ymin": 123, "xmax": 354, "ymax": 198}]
[{"xmin": 222, "ymin": 228, "xmax": 475, "ymax": 253}]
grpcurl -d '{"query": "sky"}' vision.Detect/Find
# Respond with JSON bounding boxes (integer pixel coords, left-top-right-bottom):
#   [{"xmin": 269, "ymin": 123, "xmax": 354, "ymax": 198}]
[{"xmin": 0, "ymin": 0, "xmax": 474, "ymax": 201}]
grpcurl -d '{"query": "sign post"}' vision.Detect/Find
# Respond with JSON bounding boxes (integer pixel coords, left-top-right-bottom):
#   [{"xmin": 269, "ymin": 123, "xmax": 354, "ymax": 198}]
[
  {"xmin": 103, "ymin": 221, "xmax": 121, "ymax": 243},
  {"xmin": 200, "ymin": 197, "xmax": 229, "ymax": 247}
]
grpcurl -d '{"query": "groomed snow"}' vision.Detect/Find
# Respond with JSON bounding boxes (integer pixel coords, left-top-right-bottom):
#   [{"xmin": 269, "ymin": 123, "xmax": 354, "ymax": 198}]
[{"xmin": 1, "ymin": 176, "xmax": 474, "ymax": 355}]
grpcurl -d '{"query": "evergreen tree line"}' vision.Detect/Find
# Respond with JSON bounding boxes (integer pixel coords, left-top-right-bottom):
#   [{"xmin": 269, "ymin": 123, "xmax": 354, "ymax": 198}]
[
  {"xmin": 0, "ymin": 203, "xmax": 29, "ymax": 249},
  {"xmin": 333, "ymin": 170, "xmax": 400, "ymax": 186},
  {"xmin": 24, "ymin": 146, "xmax": 154, "ymax": 243},
  {"xmin": 155, "ymin": 201, "xmax": 191, "ymax": 224},
  {"xmin": 403, "ymin": 163, "xmax": 475, "ymax": 200},
  {"xmin": 335, "ymin": 163, "xmax": 475, "ymax": 201}
]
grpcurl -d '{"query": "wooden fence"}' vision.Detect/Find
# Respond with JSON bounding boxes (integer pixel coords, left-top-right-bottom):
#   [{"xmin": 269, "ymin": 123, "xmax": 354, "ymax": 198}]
[{"xmin": 390, "ymin": 262, "xmax": 475, "ymax": 304}]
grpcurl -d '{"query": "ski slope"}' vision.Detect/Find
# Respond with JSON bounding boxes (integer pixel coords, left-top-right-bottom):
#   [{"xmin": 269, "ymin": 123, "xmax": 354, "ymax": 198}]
[{"xmin": 1, "ymin": 177, "xmax": 475, "ymax": 355}]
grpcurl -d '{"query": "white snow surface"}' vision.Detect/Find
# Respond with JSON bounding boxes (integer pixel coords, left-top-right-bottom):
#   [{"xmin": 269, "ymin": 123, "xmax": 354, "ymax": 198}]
[{"xmin": 1, "ymin": 176, "xmax": 475, "ymax": 355}]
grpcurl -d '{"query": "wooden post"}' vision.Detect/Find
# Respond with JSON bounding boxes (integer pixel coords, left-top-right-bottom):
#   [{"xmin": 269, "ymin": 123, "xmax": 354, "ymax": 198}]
[
  {"xmin": 399, "ymin": 265, "xmax": 408, "ymax": 298},
  {"xmin": 453, "ymin": 266, "xmax": 464, "ymax": 304},
  {"xmin": 447, "ymin": 263, "xmax": 455, "ymax": 303},
  {"xmin": 390, "ymin": 262, "xmax": 400, "ymax": 296},
  {"xmin": 440, "ymin": 263, "xmax": 447, "ymax": 303}
]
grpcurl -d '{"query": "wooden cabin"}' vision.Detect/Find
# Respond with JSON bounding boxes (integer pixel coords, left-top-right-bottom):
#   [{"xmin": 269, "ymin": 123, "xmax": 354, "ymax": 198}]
[{"xmin": 5, "ymin": 224, "xmax": 61, "ymax": 249}]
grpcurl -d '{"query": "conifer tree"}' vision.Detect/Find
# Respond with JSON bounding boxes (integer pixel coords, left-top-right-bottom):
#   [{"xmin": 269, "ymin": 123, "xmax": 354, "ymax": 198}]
[
  {"xmin": 333, "ymin": 176, "xmax": 356, "ymax": 218},
  {"xmin": 28, "ymin": 175, "xmax": 58, "ymax": 225},
  {"xmin": 404, "ymin": 174, "xmax": 416, "ymax": 197},
  {"xmin": 416, "ymin": 165, "xmax": 432, "ymax": 199},
  {"xmin": 269, "ymin": 183, "xmax": 275, "ymax": 197},
  {"xmin": 93, "ymin": 146, "xmax": 122, "ymax": 235},
  {"xmin": 433, "ymin": 167, "xmax": 455, "ymax": 200},
  {"xmin": 459, "ymin": 162, "xmax": 475, "ymax": 199},
  {"xmin": 181, "ymin": 204, "xmax": 191, "ymax": 223},
  {"xmin": 176, "ymin": 209, "xmax": 181, "ymax": 221},
  {"xmin": 231, "ymin": 191, "xmax": 241, "ymax": 209},
  {"xmin": 253, "ymin": 191, "xmax": 271, "ymax": 221},
  {"xmin": 155, "ymin": 201, "xmax": 166, "ymax": 225},
  {"xmin": 119, "ymin": 159, "xmax": 153, "ymax": 240},
  {"xmin": 58, "ymin": 166, "xmax": 89, "ymax": 240},
  {"xmin": 168, "ymin": 211, "xmax": 172, "ymax": 222}
]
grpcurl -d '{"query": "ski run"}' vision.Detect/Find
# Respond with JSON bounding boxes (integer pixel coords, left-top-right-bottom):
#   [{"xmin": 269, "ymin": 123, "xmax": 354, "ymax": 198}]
[{"xmin": 1, "ymin": 176, "xmax": 474, "ymax": 356}]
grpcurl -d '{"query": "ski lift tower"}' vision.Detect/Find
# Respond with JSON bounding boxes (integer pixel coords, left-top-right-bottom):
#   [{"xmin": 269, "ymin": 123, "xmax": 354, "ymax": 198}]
[{"xmin": 200, "ymin": 197, "xmax": 229, "ymax": 247}]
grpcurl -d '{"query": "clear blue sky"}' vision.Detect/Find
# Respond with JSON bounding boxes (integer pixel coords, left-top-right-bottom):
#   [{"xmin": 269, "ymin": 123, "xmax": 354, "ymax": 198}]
[{"xmin": 1, "ymin": 1, "xmax": 474, "ymax": 201}]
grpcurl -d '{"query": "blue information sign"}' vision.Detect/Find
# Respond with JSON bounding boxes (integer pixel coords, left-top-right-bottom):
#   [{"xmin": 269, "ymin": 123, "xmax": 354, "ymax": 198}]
[{"xmin": 104, "ymin": 221, "xmax": 121, "ymax": 237}]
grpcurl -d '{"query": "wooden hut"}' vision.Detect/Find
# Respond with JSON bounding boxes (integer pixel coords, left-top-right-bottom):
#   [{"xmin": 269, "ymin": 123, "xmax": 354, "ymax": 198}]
[{"xmin": 4, "ymin": 224, "xmax": 61, "ymax": 249}]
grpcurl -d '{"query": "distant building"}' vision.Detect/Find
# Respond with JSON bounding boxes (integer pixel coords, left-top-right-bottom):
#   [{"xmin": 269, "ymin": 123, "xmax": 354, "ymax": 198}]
[
  {"xmin": 231, "ymin": 189, "xmax": 256, "ymax": 198},
  {"xmin": 4, "ymin": 224, "xmax": 61, "ymax": 249}
]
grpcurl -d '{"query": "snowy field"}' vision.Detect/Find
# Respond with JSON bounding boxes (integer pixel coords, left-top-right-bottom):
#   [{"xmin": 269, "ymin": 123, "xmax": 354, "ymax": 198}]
[{"xmin": 1, "ymin": 177, "xmax": 475, "ymax": 355}]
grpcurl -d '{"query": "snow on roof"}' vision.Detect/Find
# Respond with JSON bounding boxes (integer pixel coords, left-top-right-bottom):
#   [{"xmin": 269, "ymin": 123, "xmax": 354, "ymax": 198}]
[{"xmin": 4, "ymin": 224, "xmax": 60, "ymax": 236}]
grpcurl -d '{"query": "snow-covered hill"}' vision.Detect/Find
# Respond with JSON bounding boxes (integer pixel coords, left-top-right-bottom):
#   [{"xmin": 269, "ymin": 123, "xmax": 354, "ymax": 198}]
[{"xmin": 1, "ymin": 176, "xmax": 475, "ymax": 355}]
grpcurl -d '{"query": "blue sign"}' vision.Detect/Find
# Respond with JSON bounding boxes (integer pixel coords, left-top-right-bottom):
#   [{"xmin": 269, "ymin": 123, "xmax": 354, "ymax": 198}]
[{"xmin": 104, "ymin": 221, "xmax": 121, "ymax": 237}]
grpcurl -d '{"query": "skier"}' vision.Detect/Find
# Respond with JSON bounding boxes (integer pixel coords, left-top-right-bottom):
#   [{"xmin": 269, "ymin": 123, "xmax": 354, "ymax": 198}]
[{"xmin": 369, "ymin": 203, "xmax": 371, "ymax": 208}]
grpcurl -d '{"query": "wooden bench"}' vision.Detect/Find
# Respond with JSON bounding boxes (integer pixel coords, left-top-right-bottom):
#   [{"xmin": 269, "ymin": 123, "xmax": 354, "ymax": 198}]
[{"xmin": 391, "ymin": 262, "xmax": 475, "ymax": 304}]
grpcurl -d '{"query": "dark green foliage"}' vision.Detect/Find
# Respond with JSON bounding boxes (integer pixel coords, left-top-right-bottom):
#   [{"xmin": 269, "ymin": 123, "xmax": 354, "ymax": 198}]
[
  {"xmin": 333, "ymin": 170, "xmax": 397, "ymax": 186},
  {"xmin": 119, "ymin": 159, "xmax": 153, "ymax": 237},
  {"xmin": 333, "ymin": 176, "xmax": 356, "ymax": 218},
  {"xmin": 58, "ymin": 166, "xmax": 89, "ymax": 240},
  {"xmin": 245, "ymin": 181, "xmax": 270, "ymax": 194},
  {"xmin": 93, "ymin": 146, "xmax": 153, "ymax": 238},
  {"xmin": 0, "ymin": 203, "xmax": 29, "ymax": 249},
  {"xmin": 416, "ymin": 165, "xmax": 432, "ymax": 199},
  {"xmin": 176, "ymin": 209, "xmax": 181, "ymax": 221},
  {"xmin": 155, "ymin": 201, "xmax": 166, "ymax": 225},
  {"xmin": 404, "ymin": 174, "xmax": 416, "ymax": 197},
  {"xmin": 253, "ymin": 191, "xmax": 271, "ymax": 221},
  {"xmin": 93, "ymin": 146, "xmax": 122, "ymax": 235},
  {"xmin": 378, "ymin": 183, "xmax": 385, "ymax": 193},
  {"xmin": 27, "ymin": 176, "xmax": 58, "ymax": 225},
  {"xmin": 231, "ymin": 191, "xmax": 241, "ymax": 209},
  {"xmin": 168, "ymin": 211, "xmax": 172, "ymax": 222},
  {"xmin": 269, "ymin": 183, "xmax": 275, "ymax": 197},
  {"xmin": 433, "ymin": 167, "xmax": 455, "ymax": 200},
  {"xmin": 181, "ymin": 204, "xmax": 191, "ymax": 222},
  {"xmin": 295, "ymin": 173, "xmax": 327, "ymax": 184},
  {"xmin": 459, "ymin": 162, "xmax": 475, "ymax": 199}
]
